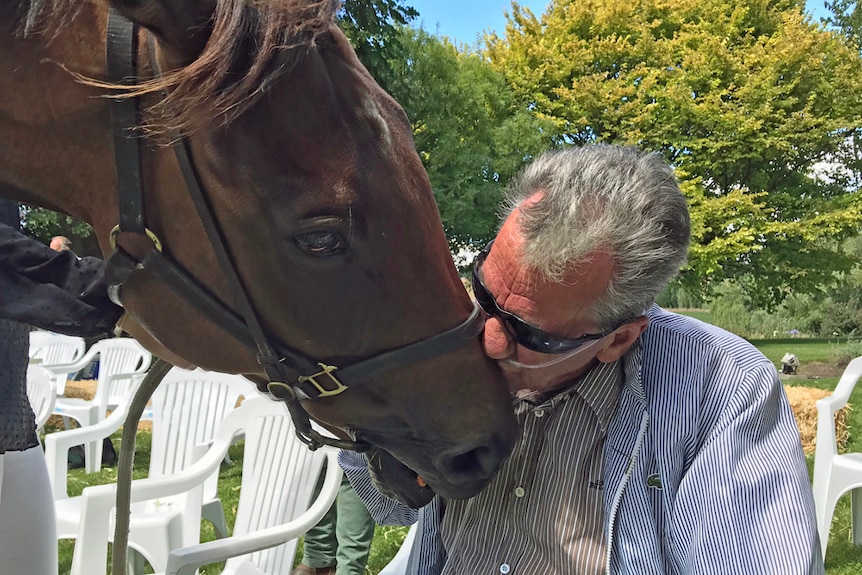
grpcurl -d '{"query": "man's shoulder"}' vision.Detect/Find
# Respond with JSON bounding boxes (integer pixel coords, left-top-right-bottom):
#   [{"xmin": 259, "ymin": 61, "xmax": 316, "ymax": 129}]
[{"xmin": 643, "ymin": 306, "xmax": 770, "ymax": 373}]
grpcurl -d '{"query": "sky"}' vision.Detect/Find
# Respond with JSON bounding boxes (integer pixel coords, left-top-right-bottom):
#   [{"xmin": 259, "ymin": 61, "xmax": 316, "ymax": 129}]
[{"xmin": 405, "ymin": 0, "xmax": 834, "ymax": 46}]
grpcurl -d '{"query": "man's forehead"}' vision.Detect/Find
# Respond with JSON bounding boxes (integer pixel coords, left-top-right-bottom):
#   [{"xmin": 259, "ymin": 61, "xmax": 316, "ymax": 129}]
[{"xmin": 487, "ymin": 209, "xmax": 613, "ymax": 331}]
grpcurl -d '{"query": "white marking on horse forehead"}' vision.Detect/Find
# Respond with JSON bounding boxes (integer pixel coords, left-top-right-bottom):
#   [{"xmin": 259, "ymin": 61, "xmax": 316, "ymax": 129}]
[{"xmin": 359, "ymin": 93, "xmax": 392, "ymax": 150}]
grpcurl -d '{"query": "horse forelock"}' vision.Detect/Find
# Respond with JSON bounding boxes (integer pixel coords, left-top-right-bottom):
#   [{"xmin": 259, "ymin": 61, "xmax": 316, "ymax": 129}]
[
  {"xmin": 23, "ymin": 0, "xmax": 341, "ymax": 135},
  {"xmin": 19, "ymin": 0, "xmax": 80, "ymax": 35},
  {"xmin": 145, "ymin": 0, "xmax": 340, "ymax": 134}
]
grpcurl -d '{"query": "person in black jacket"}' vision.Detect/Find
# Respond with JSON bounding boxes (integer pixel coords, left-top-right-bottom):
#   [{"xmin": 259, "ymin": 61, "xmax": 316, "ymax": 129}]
[{"xmin": 0, "ymin": 200, "xmax": 123, "ymax": 575}]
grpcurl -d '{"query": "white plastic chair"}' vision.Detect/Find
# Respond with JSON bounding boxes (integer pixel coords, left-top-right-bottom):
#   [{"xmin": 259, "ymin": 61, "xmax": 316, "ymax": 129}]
[
  {"xmin": 378, "ymin": 524, "xmax": 417, "ymax": 575},
  {"xmin": 46, "ymin": 367, "xmax": 257, "ymax": 572},
  {"xmin": 28, "ymin": 331, "xmax": 86, "ymax": 396},
  {"xmin": 67, "ymin": 395, "xmax": 341, "ymax": 575},
  {"xmin": 812, "ymin": 355, "xmax": 862, "ymax": 559},
  {"xmin": 145, "ymin": 367, "xmax": 256, "ymax": 541},
  {"xmin": 26, "ymin": 364, "xmax": 57, "ymax": 434},
  {"xmin": 50, "ymin": 338, "xmax": 152, "ymax": 472}
]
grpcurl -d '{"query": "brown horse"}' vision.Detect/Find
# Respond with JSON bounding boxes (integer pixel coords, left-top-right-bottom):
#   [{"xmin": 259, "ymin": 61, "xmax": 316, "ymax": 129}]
[{"xmin": 0, "ymin": 0, "xmax": 516, "ymax": 503}]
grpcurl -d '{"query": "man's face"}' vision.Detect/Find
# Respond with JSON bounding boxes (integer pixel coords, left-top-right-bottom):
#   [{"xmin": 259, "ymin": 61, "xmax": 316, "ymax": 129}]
[{"xmin": 477, "ymin": 205, "xmax": 641, "ymax": 393}]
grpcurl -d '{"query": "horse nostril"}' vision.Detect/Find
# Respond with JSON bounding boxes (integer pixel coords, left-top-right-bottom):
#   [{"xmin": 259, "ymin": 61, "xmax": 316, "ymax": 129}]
[{"xmin": 438, "ymin": 441, "xmax": 502, "ymax": 482}]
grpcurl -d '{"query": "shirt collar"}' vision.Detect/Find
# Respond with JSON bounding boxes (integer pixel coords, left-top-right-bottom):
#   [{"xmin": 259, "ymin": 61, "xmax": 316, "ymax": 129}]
[
  {"xmin": 512, "ymin": 356, "xmax": 625, "ymax": 433},
  {"xmin": 573, "ymin": 357, "xmax": 624, "ymax": 433}
]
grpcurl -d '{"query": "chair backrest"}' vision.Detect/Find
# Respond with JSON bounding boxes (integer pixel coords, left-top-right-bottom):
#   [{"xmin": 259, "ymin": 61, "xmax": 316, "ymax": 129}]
[
  {"xmin": 149, "ymin": 367, "xmax": 255, "ymax": 479},
  {"xmin": 90, "ymin": 338, "xmax": 153, "ymax": 411},
  {"xmin": 29, "ymin": 330, "xmax": 56, "ymax": 357},
  {"xmin": 222, "ymin": 396, "xmax": 332, "ymax": 575},
  {"xmin": 28, "ymin": 331, "xmax": 85, "ymax": 363},
  {"xmin": 26, "ymin": 364, "xmax": 57, "ymax": 432},
  {"xmin": 29, "ymin": 332, "xmax": 86, "ymax": 394}
]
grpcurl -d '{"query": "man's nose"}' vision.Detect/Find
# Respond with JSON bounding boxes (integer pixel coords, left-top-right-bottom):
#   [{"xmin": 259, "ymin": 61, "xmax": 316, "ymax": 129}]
[{"xmin": 482, "ymin": 316, "xmax": 516, "ymax": 359}]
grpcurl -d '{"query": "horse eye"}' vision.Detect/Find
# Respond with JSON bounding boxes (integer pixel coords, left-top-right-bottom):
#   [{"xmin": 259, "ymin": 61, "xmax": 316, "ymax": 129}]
[{"xmin": 294, "ymin": 230, "xmax": 346, "ymax": 256}]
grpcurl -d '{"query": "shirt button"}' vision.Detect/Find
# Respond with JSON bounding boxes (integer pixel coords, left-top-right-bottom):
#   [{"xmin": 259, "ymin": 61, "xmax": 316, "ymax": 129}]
[
  {"xmin": 534, "ymin": 409, "xmax": 545, "ymax": 418},
  {"xmin": 514, "ymin": 486, "xmax": 526, "ymax": 498},
  {"xmin": 500, "ymin": 564, "xmax": 511, "ymax": 574}
]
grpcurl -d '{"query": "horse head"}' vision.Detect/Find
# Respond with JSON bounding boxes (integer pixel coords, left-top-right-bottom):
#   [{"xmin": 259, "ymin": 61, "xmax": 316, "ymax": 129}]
[{"xmin": 2, "ymin": 0, "xmax": 517, "ymax": 503}]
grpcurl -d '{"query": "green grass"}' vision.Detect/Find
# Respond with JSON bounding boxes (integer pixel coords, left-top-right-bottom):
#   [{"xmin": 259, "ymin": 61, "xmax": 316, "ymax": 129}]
[
  {"xmin": 671, "ymin": 308, "xmax": 714, "ymax": 324},
  {"xmin": 749, "ymin": 338, "xmax": 854, "ymax": 367},
  {"xmin": 55, "ymin": 338, "xmax": 862, "ymax": 574}
]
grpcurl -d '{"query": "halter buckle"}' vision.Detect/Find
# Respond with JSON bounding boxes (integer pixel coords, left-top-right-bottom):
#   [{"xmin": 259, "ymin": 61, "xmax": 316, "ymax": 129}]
[
  {"xmin": 110, "ymin": 224, "xmax": 163, "ymax": 252},
  {"xmin": 299, "ymin": 363, "xmax": 348, "ymax": 398}
]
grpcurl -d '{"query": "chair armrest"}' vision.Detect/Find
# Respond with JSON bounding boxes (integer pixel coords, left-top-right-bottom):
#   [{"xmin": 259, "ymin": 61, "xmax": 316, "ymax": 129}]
[
  {"xmin": 68, "ymin": 429, "xmax": 240, "ymax": 575},
  {"xmin": 165, "ymin": 450, "xmax": 342, "ymax": 575},
  {"xmin": 812, "ymin": 356, "xmax": 862, "ymax": 494},
  {"xmin": 80, "ymin": 431, "xmax": 236, "ymax": 510},
  {"xmin": 818, "ymin": 356, "xmax": 862, "ymax": 413},
  {"xmin": 39, "ymin": 346, "xmax": 99, "ymax": 376},
  {"xmin": 44, "ymin": 403, "xmax": 129, "ymax": 500},
  {"xmin": 813, "ymin": 356, "xmax": 862, "ymax": 454}
]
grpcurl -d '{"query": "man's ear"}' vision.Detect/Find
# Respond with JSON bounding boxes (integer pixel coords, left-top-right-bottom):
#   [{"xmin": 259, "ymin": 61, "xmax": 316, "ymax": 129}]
[
  {"xmin": 596, "ymin": 316, "xmax": 648, "ymax": 364},
  {"xmin": 109, "ymin": 0, "xmax": 216, "ymax": 65}
]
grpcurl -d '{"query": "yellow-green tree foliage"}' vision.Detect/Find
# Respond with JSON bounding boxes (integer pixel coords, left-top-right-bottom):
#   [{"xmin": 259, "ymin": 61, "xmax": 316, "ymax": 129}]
[{"xmin": 487, "ymin": 0, "xmax": 862, "ymax": 307}]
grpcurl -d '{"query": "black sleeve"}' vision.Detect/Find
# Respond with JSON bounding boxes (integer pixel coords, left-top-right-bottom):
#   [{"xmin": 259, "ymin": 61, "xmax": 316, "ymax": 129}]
[{"xmin": 0, "ymin": 224, "xmax": 124, "ymax": 337}]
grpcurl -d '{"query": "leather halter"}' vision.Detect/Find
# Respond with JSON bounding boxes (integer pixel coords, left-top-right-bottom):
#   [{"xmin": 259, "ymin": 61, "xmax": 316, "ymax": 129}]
[{"xmin": 103, "ymin": 12, "xmax": 485, "ymax": 451}]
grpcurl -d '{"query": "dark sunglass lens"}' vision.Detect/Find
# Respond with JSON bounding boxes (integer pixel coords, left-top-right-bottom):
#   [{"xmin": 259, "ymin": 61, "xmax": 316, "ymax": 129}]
[
  {"xmin": 507, "ymin": 320, "xmax": 548, "ymax": 353},
  {"xmin": 471, "ymin": 270, "xmax": 494, "ymax": 310}
]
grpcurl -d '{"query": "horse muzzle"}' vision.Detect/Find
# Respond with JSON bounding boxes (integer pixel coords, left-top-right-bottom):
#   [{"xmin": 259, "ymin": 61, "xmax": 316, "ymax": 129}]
[{"xmin": 364, "ymin": 429, "xmax": 511, "ymax": 507}]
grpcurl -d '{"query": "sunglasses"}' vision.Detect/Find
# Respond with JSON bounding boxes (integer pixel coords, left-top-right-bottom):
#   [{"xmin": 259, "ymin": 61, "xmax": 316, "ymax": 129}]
[{"xmin": 471, "ymin": 240, "xmax": 623, "ymax": 354}]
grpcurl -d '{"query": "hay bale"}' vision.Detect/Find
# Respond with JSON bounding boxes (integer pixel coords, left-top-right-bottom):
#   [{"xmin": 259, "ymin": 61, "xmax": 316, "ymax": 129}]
[
  {"xmin": 784, "ymin": 386, "xmax": 849, "ymax": 454},
  {"xmin": 61, "ymin": 379, "xmax": 97, "ymax": 400}
]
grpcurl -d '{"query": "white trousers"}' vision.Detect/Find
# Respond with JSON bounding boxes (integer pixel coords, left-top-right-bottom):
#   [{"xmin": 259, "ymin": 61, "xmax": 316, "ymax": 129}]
[{"xmin": 0, "ymin": 445, "xmax": 58, "ymax": 575}]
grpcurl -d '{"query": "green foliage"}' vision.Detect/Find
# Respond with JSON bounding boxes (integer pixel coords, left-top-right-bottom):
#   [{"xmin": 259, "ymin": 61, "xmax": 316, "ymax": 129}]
[
  {"xmin": 487, "ymin": 0, "xmax": 862, "ymax": 307},
  {"xmin": 825, "ymin": 0, "xmax": 862, "ymax": 51},
  {"xmin": 656, "ymin": 280, "xmax": 704, "ymax": 308},
  {"xmin": 383, "ymin": 28, "xmax": 556, "ymax": 247},
  {"xmin": 337, "ymin": 0, "xmax": 419, "ymax": 93},
  {"xmin": 829, "ymin": 339, "xmax": 862, "ymax": 365},
  {"xmin": 362, "ymin": 525, "xmax": 410, "ymax": 573},
  {"xmin": 20, "ymin": 204, "xmax": 92, "ymax": 246}
]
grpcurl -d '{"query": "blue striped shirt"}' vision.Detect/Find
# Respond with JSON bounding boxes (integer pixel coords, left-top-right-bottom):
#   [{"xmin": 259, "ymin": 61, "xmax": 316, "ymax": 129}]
[{"xmin": 341, "ymin": 306, "xmax": 823, "ymax": 574}]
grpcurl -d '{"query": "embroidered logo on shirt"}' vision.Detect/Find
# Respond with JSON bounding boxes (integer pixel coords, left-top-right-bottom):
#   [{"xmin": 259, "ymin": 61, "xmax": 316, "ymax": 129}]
[
  {"xmin": 588, "ymin": 479, "xmax": 604, "ymax": 490},
  {"xmin": 646, "ymin": 473, "xmax": 663, "ymax": 490}
]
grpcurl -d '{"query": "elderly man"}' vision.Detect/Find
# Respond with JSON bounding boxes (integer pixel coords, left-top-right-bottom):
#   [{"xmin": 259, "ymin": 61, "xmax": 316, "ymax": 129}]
[{"xmin": 341, "ymin": 144, "xmax": 822, "ymax": 575}]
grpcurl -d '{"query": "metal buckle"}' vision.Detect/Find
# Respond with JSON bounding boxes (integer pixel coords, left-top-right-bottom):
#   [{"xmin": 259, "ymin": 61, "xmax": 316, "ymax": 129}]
[
  {"xmin": 266, "ymin": 381, "xmax": 296, "ymax": 401},
  {"xmin": 298, "ymin": 363, "xmax": 348, "ymax": 398},
  {"xmin": 110, "ymin": 224, "xmax": 163, "ymax": 251}
]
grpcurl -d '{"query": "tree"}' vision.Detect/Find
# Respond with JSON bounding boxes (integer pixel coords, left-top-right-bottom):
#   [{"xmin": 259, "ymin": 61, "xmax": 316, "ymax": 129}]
[
  {"xmin": 382, "ymin": 28, "xmax": 556, "ymax": 251},
  {"xmin": 337, "ymin": 0, "xmax": 419, "ymax": 93},
  {"xmin": 487, "ymin": 0, "xmax": 862, "ymax": 307},
  {"xmin": 823, "ymin": 1, "xmax": 862, "ymax": 198},
  {"xmin": 825, "ymin": 0, "xmax": 862, "ymax": 50}
]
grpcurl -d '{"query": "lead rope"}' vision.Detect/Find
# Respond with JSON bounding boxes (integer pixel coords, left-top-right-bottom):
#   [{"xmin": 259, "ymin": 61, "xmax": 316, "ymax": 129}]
[{"xmin": 112, "ymin": 357, "xmax": 173, "ymax": 575}]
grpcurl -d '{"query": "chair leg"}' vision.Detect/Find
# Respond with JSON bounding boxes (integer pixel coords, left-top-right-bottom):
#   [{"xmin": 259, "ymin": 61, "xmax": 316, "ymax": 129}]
[
  {"xmin": 202, "ymin": 500, "xmax": 229, "ymax": 539},
  {"xmin": 85, "ymin": 438, "xmax": 101, "ymax": 474},
  {"xmin": 128, "ymin": 547, "xmax": 147, "ymax": 575},
  {"xmin": 852, "ymin": 487, "xmax": 862, "ymax": 547},
  {"xmin": 818, "ymin": 485, "xmax": 841, "ymax": 561},
  {"xmin": 84, "ymin": 408, "xmax": 102, "ymax": 474}
]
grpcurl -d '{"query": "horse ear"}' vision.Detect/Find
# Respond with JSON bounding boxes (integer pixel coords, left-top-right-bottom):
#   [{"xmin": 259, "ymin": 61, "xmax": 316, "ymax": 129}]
[{"xmin": 108, "ymin": 0, "xmax": 217, "ymax": 63}]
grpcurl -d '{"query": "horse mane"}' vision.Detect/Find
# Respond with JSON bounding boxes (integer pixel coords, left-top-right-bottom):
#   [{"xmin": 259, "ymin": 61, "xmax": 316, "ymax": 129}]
[{"xmin": 23, "ymin": 0, "xmax": 339, "ymax": 134}]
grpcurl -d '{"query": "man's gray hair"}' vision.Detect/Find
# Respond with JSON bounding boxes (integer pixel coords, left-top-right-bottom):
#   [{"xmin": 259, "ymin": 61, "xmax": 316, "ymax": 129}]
[{"xmin": 502, "ymin": 145, "xmax": 690, "ymax": 329}]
